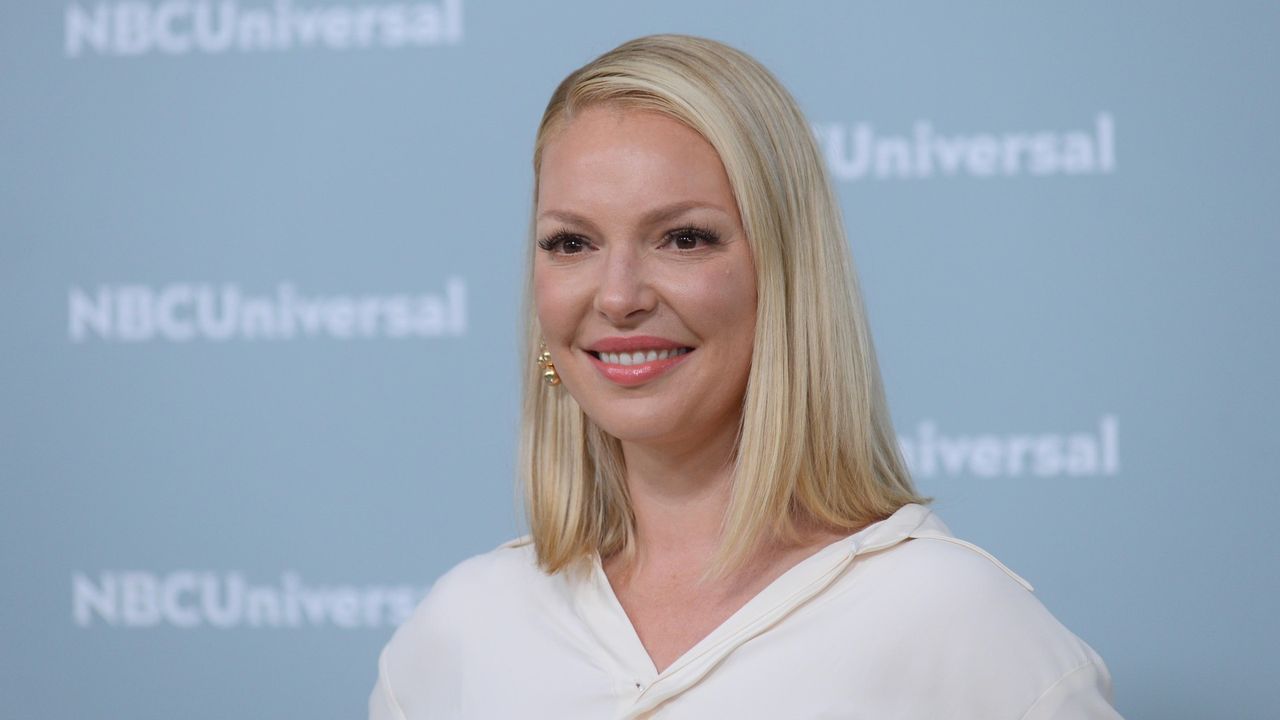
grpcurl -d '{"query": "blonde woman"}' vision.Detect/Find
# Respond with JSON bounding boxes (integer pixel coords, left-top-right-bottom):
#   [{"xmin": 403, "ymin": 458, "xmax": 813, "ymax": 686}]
[{"xmin": 370, "ymin": 35, "xmax": 1121, "ymax": 719}]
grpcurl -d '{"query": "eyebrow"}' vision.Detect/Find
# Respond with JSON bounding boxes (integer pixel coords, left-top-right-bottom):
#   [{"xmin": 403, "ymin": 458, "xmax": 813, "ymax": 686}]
[{"xmin": 536, "ymin": 200, "xmax": 728, "ymax": 232}]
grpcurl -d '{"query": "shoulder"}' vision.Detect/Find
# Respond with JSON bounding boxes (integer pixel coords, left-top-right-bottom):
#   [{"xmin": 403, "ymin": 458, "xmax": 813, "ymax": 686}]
[
  {"xmin": 869, "ymin": 527, "xmax": 1040, "ymax": 608},
  {"xmin": 821, "ymin": 514, "xmax": 1118, "ymax": 716},
  {"xmin": 863, "ymin": 525, "xmax": 1102, "ymax": 663},
  {"xmin": 385, "ymin": 535, "xmax": 548, "ymax": 649},
  {"xmin": 371, "ymin": 536, "xmax": 560, "ymax": 719},
  {"xmin": 415, "ymin": 536, "xmax": 544, "ymax": 612}
]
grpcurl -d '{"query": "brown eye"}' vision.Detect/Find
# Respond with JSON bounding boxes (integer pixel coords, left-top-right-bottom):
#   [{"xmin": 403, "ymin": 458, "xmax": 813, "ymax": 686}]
[
  {"xmin": 666, "ymin": 227, "xmax": 721, "ymax": 251},
  {"xmin": 538, "ymin": 233, "xmax": 590, "ymax": 254},
  {"xmin": 559, "ymin": 237, "xmax": 587, "ymax": 254}
]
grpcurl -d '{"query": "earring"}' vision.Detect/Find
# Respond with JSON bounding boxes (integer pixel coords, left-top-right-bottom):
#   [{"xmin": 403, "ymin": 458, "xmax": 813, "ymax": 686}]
[{"xmin": 537, "ymin": 342, "xmax": 561, "ymax": 386}]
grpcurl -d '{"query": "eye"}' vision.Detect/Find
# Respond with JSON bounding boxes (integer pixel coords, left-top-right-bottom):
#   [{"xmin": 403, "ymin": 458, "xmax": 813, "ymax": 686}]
[
  {"xmin": 664, "ymin": 226, "xmax": 721, "ymax": 251},
  {"xmin": 538, "ymin": 232, "xmax": 591, "ymax": 255}
]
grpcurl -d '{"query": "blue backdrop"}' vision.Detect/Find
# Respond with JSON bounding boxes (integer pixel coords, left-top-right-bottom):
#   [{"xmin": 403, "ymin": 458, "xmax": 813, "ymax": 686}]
[{"xmin": 3, "ymin": 2, "xmax": 1278, "ymax": 718}]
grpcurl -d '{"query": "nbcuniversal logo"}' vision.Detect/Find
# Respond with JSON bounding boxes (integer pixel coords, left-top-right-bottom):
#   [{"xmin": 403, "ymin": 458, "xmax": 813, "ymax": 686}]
[
  {"xmin": 72, "ymin": 571, "xmax": 426, "ymax": 629},
  {"xmin": 67, "ymin": 279, "xmax": 467, "ymax": 343},
  {"xmin": 898, "ymin": 415, "xmax": 1120, "ymax": 479},
  {"xmin": 814, "ymin": 114, "xmax": 1116, "ymax": 181},
  {"xmin": 64, "ymin": 0, "xmax": 464, "ymax": 58}
]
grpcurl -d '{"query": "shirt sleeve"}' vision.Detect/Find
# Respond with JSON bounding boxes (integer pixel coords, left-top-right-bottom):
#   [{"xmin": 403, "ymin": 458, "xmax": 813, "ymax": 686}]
[
  {"xmin": 368, "ymin": 647, "xmax": 408, "ymax": 720},
  {"xmin": 1019, "ymin": 660, "xmax": 1125, "ymax": 720}
]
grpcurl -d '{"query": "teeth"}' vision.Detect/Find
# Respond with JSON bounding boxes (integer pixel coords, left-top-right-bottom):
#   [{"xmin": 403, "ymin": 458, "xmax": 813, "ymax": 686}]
[{"xmin": 596, "ymin": 348, "xmax": 689, "ymax": 365}]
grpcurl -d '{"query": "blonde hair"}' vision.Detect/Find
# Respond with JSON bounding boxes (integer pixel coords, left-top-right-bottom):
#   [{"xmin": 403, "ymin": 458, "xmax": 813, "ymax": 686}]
[{"xmin": 520, "ymin": 34, "xmax": 928, "ymax": 577}]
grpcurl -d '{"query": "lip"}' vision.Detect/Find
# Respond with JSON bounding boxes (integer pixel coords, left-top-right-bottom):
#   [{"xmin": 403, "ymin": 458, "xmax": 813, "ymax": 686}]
[{"xmin": 585, "ymin": 347, "xmax": 694, "ymax": 387}]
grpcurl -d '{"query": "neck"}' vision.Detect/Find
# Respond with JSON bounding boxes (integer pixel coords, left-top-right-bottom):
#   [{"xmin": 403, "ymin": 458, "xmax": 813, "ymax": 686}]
[{"xmin": 617, "ymin": 416, "xmax": 741, "ymax": 571}]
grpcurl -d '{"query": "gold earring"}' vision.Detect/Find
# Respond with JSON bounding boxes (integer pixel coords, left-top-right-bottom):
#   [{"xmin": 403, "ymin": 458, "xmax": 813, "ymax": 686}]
[{"xmin": 537, "ymin": 343, "xmax": 561, "ymax": 386}]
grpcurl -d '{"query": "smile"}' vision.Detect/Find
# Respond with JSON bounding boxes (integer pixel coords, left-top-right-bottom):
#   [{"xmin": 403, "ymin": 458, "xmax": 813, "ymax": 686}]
[
  {"xmin": 585, "ymin": 347, "xmax": 694, "ymax": 387},
  {"xmin": 590, "ymin": 348, "xmax": 690, "ymax": 365}
]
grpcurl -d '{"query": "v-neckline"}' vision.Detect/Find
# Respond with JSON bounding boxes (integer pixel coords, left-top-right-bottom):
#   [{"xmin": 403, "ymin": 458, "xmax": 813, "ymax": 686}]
[
  {"xmin": 591, "ymin": 529, "xmax": 860, "ymax": 677},
  {"xmin": 574, "ymin": 503, "xmax": 934, "ymax": 694}
]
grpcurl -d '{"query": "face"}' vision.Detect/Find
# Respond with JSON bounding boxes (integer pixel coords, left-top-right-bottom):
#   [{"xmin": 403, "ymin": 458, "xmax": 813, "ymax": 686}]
[{"xmin": 533, "ymin": 106, "xmax": 757, "ymax": 452}]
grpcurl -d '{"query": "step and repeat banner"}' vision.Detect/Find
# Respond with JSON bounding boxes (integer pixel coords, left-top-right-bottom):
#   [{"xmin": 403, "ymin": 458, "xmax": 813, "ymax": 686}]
[{"xmin": 3, "ymin": 2, "xmax": 1277, "ymax": 718}]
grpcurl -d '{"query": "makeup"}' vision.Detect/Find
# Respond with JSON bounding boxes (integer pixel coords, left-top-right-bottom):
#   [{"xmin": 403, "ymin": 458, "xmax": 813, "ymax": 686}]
[{"xmin": 584, "ymin": 336, "xmax": 695, "ymax": 387}]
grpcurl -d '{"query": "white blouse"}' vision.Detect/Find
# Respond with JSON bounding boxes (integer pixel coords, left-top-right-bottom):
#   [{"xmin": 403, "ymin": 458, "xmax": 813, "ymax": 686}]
[{"xmin": 369, "ymin": 503, "xmax": 1122, "ymax": 719}]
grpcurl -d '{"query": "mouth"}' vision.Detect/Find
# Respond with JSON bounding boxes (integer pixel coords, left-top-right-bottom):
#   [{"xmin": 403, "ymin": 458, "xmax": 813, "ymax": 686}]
[{"xmin": 582, "ymin": 346, "xmax": 695, "ymax": 387}]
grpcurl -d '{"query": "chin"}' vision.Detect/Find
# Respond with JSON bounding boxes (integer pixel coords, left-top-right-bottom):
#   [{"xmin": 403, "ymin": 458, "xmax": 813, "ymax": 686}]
[
  {"xmin": 587, "ymin": 416, "xmax": 671, "ymax": 444},
  {"xmin": 581, "ymin": 406, "xmax": 687, "ymax": 446}
]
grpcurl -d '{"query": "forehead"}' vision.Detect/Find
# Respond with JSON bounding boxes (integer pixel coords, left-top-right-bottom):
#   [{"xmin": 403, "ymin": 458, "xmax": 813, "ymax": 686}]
[{"xmin": 536, "ymin": 106, "xmax": 735, "ymax": 217}]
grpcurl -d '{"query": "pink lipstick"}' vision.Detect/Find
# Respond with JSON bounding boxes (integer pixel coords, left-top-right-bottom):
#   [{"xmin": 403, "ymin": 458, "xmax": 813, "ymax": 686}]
[{"xmin": 584, "ymin": 336, "xmax": 694, "ymax": 387}]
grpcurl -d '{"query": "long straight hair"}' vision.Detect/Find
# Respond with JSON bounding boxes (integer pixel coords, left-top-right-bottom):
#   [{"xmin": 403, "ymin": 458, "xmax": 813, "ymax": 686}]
[{"xmin": 520, "ymin": 34, "xmax": 928, "ymax": 578}]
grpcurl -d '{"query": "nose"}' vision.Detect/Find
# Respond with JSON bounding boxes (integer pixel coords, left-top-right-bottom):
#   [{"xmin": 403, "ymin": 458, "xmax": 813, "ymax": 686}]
[{"xmin": 593, "ymin": 244, "xmax": 657, "ymax": 325}]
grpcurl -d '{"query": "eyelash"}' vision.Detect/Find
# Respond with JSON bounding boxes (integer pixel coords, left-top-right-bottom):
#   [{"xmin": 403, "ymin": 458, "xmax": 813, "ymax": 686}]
[{"xmin": 536, "ymin": 226, "xmax": 723, "ymax": 254}]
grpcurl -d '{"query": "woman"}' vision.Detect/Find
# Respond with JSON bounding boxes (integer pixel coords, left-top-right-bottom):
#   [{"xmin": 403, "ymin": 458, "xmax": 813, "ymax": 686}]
[{"xmin": 370, "ymin": 35, "xmax": 1121, "ymax": 719}]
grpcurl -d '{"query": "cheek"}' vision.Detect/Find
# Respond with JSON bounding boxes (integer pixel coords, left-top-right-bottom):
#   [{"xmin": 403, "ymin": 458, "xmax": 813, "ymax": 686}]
[
  {"xmin": 532, "ymin": 267, "xmax": 582, "ymax": 343},
  {"xmin": 724, "ymin": 277, "xmax": 758, "ymax": 355},
  {"xmin": 723, "ymin": 254, "xmax": 759, "ymax": 350},
  {"xmin": 675, "ymin": 264, "xmax": 758, "ymax": 345}
]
